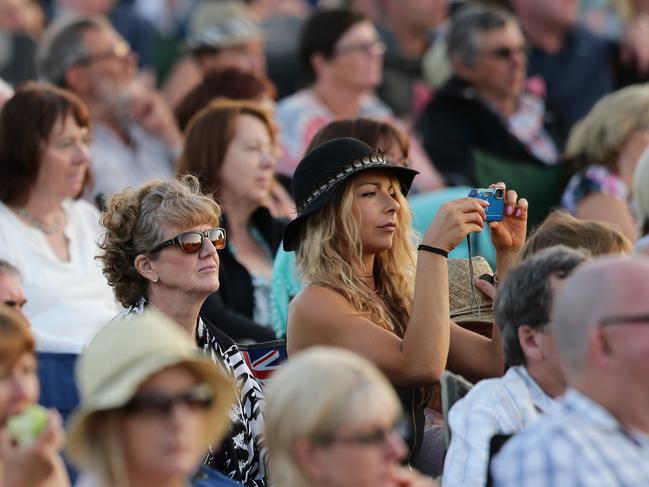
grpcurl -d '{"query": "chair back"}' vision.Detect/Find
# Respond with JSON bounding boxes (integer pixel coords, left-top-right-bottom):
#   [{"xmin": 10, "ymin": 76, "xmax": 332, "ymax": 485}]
[
  {"xmin": 441, "ymin": 370, "xmax": 474, "ymax": 450},
  {"xmin": 473, "ymin": 150, "xmax": 570, "ymax": 229}
]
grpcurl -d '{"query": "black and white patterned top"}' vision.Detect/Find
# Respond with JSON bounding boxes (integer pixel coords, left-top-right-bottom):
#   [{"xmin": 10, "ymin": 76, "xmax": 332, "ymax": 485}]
[{"xmin": 119, "ymin": 301, "xmax": 268, "ymax": 486}]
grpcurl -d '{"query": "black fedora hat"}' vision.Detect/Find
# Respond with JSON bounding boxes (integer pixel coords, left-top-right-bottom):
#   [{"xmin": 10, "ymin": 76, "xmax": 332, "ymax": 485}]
[{"xmin": 283, "ymin": 137, "xmax": 418, "ymax": 251}]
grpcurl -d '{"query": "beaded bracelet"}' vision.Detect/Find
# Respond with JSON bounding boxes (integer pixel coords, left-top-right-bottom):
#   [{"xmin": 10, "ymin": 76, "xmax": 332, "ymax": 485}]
[{"xmin": 417, "ymin": 244, "xmax": 448, "ymax": 258}]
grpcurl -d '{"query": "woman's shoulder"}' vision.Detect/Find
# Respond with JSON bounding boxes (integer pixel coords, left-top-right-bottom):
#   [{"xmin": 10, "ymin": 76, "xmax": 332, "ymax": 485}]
[
  {"xmin": 63, "ymin": 198, "xmax": 102, "ymax": 222},
  {"xmin": 562, "ymin": 165, "xmax": 628, "ymax": 213},
  {"xmin": 289, "ymin": 285, "xmax": 355, "ymax": 323}
]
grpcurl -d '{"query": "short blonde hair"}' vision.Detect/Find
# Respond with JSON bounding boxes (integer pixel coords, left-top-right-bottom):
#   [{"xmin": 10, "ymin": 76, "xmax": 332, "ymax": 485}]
[
  {"xmin": 97, "ymin": 175, "xmax": 221, "ymax": 307},
  {"xmin": 521, "ymin": 210, "xmax": 632, "ymax": 259},
  {"xmin": 264, "ymin": 347, "xmax": 402, "ymax": 487},
  {"xmin": 565, "ymin": 84, "xmax": 649, "ymax": 172}
]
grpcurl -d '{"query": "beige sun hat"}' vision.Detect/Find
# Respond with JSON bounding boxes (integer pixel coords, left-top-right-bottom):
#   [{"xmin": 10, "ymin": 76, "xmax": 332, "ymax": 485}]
[
  {"xmin": 448, "ymin": 256, "xmax": 495, "ymax": 324},
  {"xmin": 66, "ymin": 308, "xmax": 236, "ymax": 469}
]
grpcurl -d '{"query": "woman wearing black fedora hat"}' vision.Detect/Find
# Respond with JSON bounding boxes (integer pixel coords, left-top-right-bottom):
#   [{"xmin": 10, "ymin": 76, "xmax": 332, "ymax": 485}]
[{"xmin": 284, "ymin": 137, "xmax": 528, "ymax": 466}]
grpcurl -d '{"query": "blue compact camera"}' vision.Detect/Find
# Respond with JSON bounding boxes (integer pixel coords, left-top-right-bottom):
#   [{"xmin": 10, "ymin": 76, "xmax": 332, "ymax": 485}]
[{"xmin": 468, "ymin": 188, "xmax": 505, "ymax": 222}]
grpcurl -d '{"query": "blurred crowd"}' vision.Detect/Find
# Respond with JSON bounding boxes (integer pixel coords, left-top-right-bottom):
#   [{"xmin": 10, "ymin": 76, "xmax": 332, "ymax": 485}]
[{"xmin": 1, "ymin": 0, "xmax": 649, "ymax": 486}]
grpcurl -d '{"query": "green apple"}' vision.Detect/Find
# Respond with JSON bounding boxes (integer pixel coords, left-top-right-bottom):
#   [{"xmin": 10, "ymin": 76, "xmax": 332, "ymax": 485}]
[{"xmin": 6, "ymin": 405, "xmax": 49, "ymax": 447}]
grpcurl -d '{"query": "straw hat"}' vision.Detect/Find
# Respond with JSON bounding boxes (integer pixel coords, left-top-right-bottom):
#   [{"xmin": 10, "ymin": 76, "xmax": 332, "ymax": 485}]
[
  {"xmin": 448, "ymin": 256, "xmax": 495, "ymax": 323},
  {"xmin": 66, "ymin": 308, "xmax": 235, "ymax": 468},
  {"xmin": 283, "ymin": 137, "xmax": 418, "ymax": 251}
]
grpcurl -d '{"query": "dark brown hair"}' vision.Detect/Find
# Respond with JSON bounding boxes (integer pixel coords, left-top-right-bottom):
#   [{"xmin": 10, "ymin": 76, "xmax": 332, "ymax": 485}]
[
  {"xmin": 178, "ymin": 99, "xmax": 276, "ymax": 199},
  {"xmin": 0, "ymin": 305, "xmax": 35, "ymax": 369},
  {"xmin": 175, "ymin": 67, "xmax": 277, "ymax": 131},
  {"xmin": 307, "ymin": 118, "xmax": 410, "ymax": 165},
  {"xmin": 0, "ymin": 82, "xmax": 91, "ymax": 206}
]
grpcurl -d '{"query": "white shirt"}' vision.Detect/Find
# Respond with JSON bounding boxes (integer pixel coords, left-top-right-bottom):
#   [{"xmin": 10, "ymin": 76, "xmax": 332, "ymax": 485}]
[
  {"xmin": 492, "ymin": 388, "xmax": 649, "ymax": 487},
  {"xmin": 0, "ymin": 200, "xmax": 120, "ymax": 352},
  {"xmin": 442, "ymin": 366, "xmax": 559, "ymax": 487},
  {"xmin": 89, "ymin": 121, "xmax": 176, "ymax": 204}
]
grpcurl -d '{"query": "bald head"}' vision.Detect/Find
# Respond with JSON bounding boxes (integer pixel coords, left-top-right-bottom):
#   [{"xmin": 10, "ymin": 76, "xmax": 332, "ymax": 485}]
[{"xmin": 552, "ymin": 256, "xmax": 649, "ymax": 375}]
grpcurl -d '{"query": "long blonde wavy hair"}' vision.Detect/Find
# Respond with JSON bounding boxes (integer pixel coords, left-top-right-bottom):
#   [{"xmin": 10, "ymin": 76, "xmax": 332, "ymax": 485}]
[{"xmin": 295, "ymin": 173, "xmax": 417, "ymax": 337}]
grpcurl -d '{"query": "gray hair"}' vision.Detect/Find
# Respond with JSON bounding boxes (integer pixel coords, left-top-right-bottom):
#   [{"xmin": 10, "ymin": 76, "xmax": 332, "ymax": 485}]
[
  {"xmin": 0, "ymin": 259, "xmax": 20, "ymax": 279},
  {"xmin": 446, "ymin": 3, "xmax": 517, "ymax": 67},
  {"xmin": 495, "ymin": 246, "xmax": 589, "ymax": 366},
  {"xmin": 36, "ymin": 15, "xmax": 110, "ymax": 87}
]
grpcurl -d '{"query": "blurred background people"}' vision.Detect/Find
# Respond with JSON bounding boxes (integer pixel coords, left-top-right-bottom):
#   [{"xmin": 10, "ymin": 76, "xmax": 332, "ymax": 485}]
[
  {"xmin": 66, "ymin": 309, "xmax": 239, "ymax": 487},
  {"xmin": 164, "ymin": 0, "xmax": 266, "ymax": 110},
  {"xmin": 98, "ymin": 176, "xmax": 268, "ymax": 486},
  {"xmin": 510, "ymin": 0, "xmax": 649, "ymax": 130},
  {"xmin": 275, "ymin": 8, "xmax": 444, "ymax": 192},
  {"xmin": 0, "ymin": 82, "xmax": 118, "ymax": 353},
  {"xmin": 0, "ymin": 305, "xmax": 70, "ymax": 487},
  {"xmin": 633, "ymin": 146, "xmax": 649, "ymax": 254},
  {"xmin": 416, "ymin": 4, "xmax": 563, "ymax": 187},
  {"xmin": 178, "ymin": 99, "xmax": 284, "ymax": 342},
  {"xmin": 0, "ymin": 260, "xmax": 26, "ymax": 315},
  {"xmin": 375, "ymin": 0, "xmax": 448, "ymax": 120},
  {"xmin": 175, "ymin": 67, "xmax": 277, "ymax": 132},
  {"xmin": 36, "ymin": 14, "xmax": 182, "ymax": 206},
  {"xmin": 48, "ymin": 0, "xmax": 158, "ymax": 81},
  {"xmin": 265, "ymin": 346, "xmax": 436, "ymax": 487},
  {"xmin": 561, "ymin": 84, "xmax": 649, "ymax": 242},
  {"xmin": 174, "ymin": 67, "xmax": 293, "ymax": 220}
]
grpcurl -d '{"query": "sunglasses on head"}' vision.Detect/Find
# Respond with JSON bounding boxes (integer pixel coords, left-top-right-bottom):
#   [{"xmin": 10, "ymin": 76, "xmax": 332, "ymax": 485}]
[
  {"xmin": 123, "ymin": 383, "xmax": 214, "ymax": 416},
  {"xmin": 149, "ymin": 227, "xmax": 226, "ymax": 254}
]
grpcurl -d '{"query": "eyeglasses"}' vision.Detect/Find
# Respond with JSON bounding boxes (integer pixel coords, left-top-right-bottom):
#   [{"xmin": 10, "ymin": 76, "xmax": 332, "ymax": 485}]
[
  {"xmin": 123, "ymin": 383, "xmax": 214, "ymax": 416},
  {"xmin": 316, "ymin": 417, "xmax": 409, "ymax": 447},
  {"xmin": 149, "ymin": 228, "xmax": 226, "ymax": 254},
  {"xmin": 480, "ymin": 45, "xmax": 529, "ymax": 61},
  {"xmin": 335, "ymin": 39, "xmax": 386, "ymax": 57},
  {"xmin": 599, "ymin": 313, "xmax": 649, "ymax": 327},
  {"xmin": 76, "ymin": 41, "xmax": 132, "ymax": 66}
]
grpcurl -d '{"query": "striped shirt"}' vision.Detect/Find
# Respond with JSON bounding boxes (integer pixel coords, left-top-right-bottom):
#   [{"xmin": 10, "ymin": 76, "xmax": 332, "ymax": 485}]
[
  {"xmin": 442, "ymin": 366, "xmax": 558, "ymax": 487},
  {"xmin": 492, "ymin": 388, "xmax": 649, "ymax": 487}
]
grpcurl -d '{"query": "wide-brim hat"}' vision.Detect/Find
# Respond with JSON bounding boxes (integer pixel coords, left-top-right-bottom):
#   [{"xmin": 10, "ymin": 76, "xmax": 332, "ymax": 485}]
[
  {"xmin": 66, "ymin": 309, "xmax": 236, "ymax": 469},
  {"xmin": 186, "ymin": 1, "xmax": 263, "ymax": 51},
  {"xmin": 448, "ymin": 256, "xmax": 495, "ymax": 324},
  {"xmin": 283, "ymin": 137, "xmax": 418, "ymax": 251}
]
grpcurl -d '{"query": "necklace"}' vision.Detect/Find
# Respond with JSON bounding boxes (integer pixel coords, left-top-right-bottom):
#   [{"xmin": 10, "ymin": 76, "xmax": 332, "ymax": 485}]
[{"xmin": 16, "ymin": 207, "xmax": 66, "ymax": 235}]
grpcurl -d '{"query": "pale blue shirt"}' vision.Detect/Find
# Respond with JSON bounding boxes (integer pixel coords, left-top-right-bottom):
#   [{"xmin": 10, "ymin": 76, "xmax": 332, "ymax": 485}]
[
  {"xmin": 492, "ymin": 388, "xmax": 649, "ymax": 487},
  {"xmin": 442, "ymin": 366, "xmax": 558, "ymax": 487}
]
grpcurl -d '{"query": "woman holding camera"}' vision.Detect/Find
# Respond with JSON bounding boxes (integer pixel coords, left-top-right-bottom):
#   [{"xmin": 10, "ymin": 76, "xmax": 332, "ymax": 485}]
[{"xmin": 284, "ymin": 138, "xmax": 527, "ymax": 465}]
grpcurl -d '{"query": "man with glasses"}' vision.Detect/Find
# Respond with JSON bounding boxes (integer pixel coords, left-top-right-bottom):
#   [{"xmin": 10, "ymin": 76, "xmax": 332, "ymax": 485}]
[
  {"xmin": 442, "ymin": 246, "xmax": 587, "ymax": 487},
  {"xmin": 416, "ymin": 3, "xmax": 563, "ymax": 186},
  {"xmin": 36, "ymin": 15, "xmax": 182, "ymax": 208},
  {"xmin": 492, "ymin": 256, "xmax": 649, "ymax": 486}
]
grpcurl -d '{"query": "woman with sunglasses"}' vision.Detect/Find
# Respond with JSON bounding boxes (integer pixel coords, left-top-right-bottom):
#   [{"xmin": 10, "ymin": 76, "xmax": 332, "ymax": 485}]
[
  {"xmin": 0, "ymin": 82, "xmax": 119, "ymax": 353},
  {"xmin": 66, "ymin": 309, "xmax": 241, "ymax": 487},
  {"xmin": 265, "ymin": 346, "xmax": 436, "ymax": 487},
  {"xmin": 98, "ymin": 176, "xmax": 268, "ymax": 486},
  {"xmin": 284, "ymin": 138, "xmax": 527, "ymax": 470},
  {"xmin": 178, "ymin": 99, "xmax": 285, "ymax": 342}
]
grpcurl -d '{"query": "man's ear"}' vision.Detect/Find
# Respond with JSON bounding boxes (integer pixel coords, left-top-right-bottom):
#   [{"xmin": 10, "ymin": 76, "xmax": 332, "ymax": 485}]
[
  {"xmin": 293, "ymin": 438, "xmax": 327, "ymax": 483},
  {"xmin": 518, "ymin": 325, "xmax": 543, "ymax": 362},
  {"xmin": 134, "ymin": 254, "xmax": 158, "ymax": 283}
]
